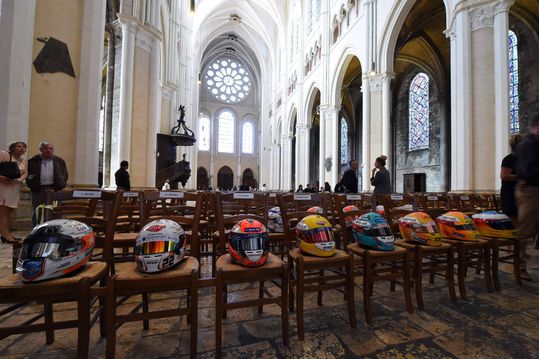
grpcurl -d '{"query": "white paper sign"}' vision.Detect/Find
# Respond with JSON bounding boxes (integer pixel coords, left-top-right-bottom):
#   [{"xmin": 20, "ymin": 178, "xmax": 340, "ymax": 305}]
[
  {"xmin": 269, "ymin": 193, "xmax": 277, "ymax": 197},
  {"xmin": 294, "ymin": 194, "xmax": 312, "ymax": 201},
  {"xmin": 73, "ymin": 190, "xmax": 102, "ymax": 198},
  {"xmin": 391, "ymin": 194, "xmax": 404, "ymax": 200},
  {"xmin": 460, "ymin": 195, "xmax": 470, "ymax": 200},
  {"xmin": 233, "ymin": 192, "xmax": 254, "ymax": 199},
  {"xmin": 123, "ymin": 192, "xmax": 139, "ymax": 197},
  {"xmin": 160, "ymin": 191, "xmax": 184, "ymax": 198},
  {"xmin": 346, "ymin": 194, "xmax": 362, "ymax": 200},
  {"xmin": 427, "ymin": 196, "xmax": 438, "ymax": 201}
]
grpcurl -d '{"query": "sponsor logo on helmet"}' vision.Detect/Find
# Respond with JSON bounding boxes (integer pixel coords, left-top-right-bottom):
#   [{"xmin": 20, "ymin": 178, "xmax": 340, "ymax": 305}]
[
  {"xmin": 244, "ymin": 227, "xmax": 261, "ymax": 233},
  {"xmin": 146, "ymin": 225, "xmax": 165, "ymax": 232}
]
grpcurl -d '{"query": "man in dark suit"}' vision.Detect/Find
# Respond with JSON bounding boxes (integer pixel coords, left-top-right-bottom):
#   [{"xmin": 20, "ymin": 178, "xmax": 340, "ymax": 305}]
[
  {"xmin": 341, "ymin": 159, "xmax": 359, "ymax": 193},
  {"xmin": 27, "ymin": 142, "xmax": 68, "ymax": 225},
  {"xmin": 115, "ymin": 160, "xmax": 131, "ymax": 191}
]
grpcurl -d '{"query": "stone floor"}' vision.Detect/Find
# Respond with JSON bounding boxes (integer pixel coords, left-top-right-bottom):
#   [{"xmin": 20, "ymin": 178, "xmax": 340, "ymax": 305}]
[{"xmin": 1, "ymin": 233, "xmax": 538, "ymax": 359}]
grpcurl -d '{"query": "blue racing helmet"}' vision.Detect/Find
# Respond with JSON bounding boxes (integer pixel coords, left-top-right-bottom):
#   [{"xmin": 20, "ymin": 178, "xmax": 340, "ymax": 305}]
[{"xmin": 351, "ymin": 212, "xmax": 395, "ymax": 251}]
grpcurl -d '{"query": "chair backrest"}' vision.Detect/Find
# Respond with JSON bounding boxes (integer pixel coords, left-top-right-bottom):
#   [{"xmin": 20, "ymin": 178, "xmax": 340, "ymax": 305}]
[
  {"xmin": 381, "ymin": 193, "xmax": 417, "ymax": 212},
  {"xmin": 115, "ymin": 191, "xmax": 141, "ymax": 233},
  {"xmin": 418, "ymin": 193, "xmax": 450, "ymax": 211},
  {"xmin": 474, "ymin": 193, "xmax": 497, "ymax": 212},
  {"xmin": 140, "ymin": 191, "xmax": 203, "ymax": 260},
  {"xmin": 213, "ymin": 191, "xmax": 268, "ymax": 256},
  {"xmin": 330, "ymin": 194, "xmax": 369, "ymax": 247},
  {"xmin": 277, "ymin": 193, "xmax": 327, "ymax": 249},
  {"xmin": 448, "ymin": 193, "xmax": 476, "ymax": 213},
  {"xmin": 45, "ymin": 189, "xmax": 121, "ymax": 271}
]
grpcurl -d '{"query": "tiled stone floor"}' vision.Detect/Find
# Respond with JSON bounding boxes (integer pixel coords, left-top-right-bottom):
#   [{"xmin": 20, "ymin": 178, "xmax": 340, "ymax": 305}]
[{"xmin": 1, "ymin": 232, "xmax": 538, "ymax": 358}]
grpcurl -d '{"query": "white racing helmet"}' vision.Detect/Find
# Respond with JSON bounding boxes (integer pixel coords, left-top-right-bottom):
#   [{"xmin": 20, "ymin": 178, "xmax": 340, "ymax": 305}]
[
  {"xmin": 135, "ymin": 219, "xmax": 186, "ymax": 273},
  {"xmin": 17, "ymin": 219, "xmax": 95, "ymax": 282},
  {"xmin": 268, "ymin": 207, "xmax": 284, "ymax": 233}
]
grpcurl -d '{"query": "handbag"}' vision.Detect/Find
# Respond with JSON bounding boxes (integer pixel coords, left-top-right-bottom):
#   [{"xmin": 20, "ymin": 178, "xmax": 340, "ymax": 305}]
[{"xmin": 0, "ymin": 153, "xmax": 21, "ymax": 179}]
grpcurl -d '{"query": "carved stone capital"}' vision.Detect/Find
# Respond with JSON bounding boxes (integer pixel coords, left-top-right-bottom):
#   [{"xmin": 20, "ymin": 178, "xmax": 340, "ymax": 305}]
[{"xmin": 470, "ymin": 1, "xmax": 513, "ymax": 31}]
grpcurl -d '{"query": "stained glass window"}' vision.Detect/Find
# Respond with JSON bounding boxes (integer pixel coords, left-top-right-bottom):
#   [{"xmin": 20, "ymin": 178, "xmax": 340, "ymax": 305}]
[
  {"xmin": 508, "ymin": 30, "xmax": 519, "ymax": 134},
  {"xmin": 242, "ymin": 121, "xmax": 254, "ymax": 154},
  {"xmin": 205, "ymin": 58, "xmax": 251, "ymax": 104},
  {"xmin": 409, "ymin": 73, "xmax": 430, "ymax": 150},
  {"xmin": 218, "ymin": 111, "xmax": 235, "ymax": 153},
  {"xmin": 198, "ymin": 116, "xmax": 210, "ymax": 151},
  {"xmin": 340, "ymin": 118, "xmax": 349, "ymax": 164}
]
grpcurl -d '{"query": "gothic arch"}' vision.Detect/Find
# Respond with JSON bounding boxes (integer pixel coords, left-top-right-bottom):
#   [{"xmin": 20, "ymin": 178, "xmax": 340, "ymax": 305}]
[{"xmin": 331, "ymin": 49, "xmax": 363, "ymax": 106}]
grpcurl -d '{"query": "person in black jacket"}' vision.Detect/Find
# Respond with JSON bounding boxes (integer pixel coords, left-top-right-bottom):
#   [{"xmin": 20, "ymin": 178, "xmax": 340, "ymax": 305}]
[
  {"xmin": 26, "ymin": 142, "xmax": 68, "ymax": 226},
  {"xmin": 500, "ymin": 134, "xmax": 521, "ymax": 220},
  {"xmin": 341, "ymin": 160, "xmax": 359, "ymax": 193},
  {"xmin": 115, "ymin": 160, "xmax": 131, "ymax": 191},
  {"xmin": 515, "ymin": 116, "xmax": 539, "ymax": 281}
]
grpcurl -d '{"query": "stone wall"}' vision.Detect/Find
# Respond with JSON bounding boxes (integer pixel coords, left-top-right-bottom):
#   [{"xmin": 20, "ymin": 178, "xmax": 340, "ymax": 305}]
[{"xmin": 392, "ymin": 65, "xmax": 449, "ymax": 192}]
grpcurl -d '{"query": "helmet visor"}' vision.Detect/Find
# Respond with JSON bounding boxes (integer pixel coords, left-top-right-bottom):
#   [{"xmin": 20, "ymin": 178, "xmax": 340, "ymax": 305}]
[
  {"xmin": 229, "ymin": 233, "xmax": 269, "ymax": 251},
  {"xmin": 454, "ymin": 223, "xmax": 476, "ymax": 231},
  {"xmin": 367, "ymin": 225, "xmax": 393, "ymax": 237},
  {"xmin": 300, "ymin": 227, "xmax": 334, "ymax": 244},
  {"xmin": 136, "ymin": 235, "xmax": 185, "ymax": 255},
  {"xmin": 20, "ymin": 233, "xmax": 77, "ymax": 260},
  {"xmin": 485, "ymin": 220, "xmax": 515, "ymax": 230},
  {"xmin": 414, "ymin": 222, "xmax": 439, "ymax": 234}
]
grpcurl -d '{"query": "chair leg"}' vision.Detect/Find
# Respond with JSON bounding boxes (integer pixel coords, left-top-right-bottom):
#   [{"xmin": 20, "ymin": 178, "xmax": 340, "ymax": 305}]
[
  {"xmin": 457, "ymin": 246, "xmax": 467, "ymax": 300},
  {"xmin": 446, "ymin": 247, "xmax": 457, "ymax": 302},
  {"xmin": 77, "ymin": 278, "xmax": 91, "ymax": 359},
  {"xmin": 105, "ymin": 277, "xmax": 117, "ymax": 359},
  {"xmin": 215, "ymin": 270, "xmax": 223, "ymax": 359},
  {"xmin": 258, "ymin": 280, "xmax": 265, "ymax": 314},
  {"xmin": 222, "ymin": 284, "xmax": 228, "ymax": 319},
  {"xmin": 317, "ymin": 269, "xmax": 324, "ymax": 306},
  {"xmin": 296, "ymin": 258, "xmax": 305, "ymax": 340},
  {"xmin": 288, "ymin": 256, "xmax": 295, "ymax": 312},
  {"xmin": 44, "ymin": 303, "xmax": 54, "ymax": 344},
  {"xmin": 186, "ymin": 289, "xmax": 191, "ymax": 324},
  {"xmin": 363, "ymin": 254, "xmax": 373, "ymax": 325},
  {"xmin": 403, "ymin": 253, "xmax": 414, "ymax": 314},
  {"xmin": 99, "ymin": 277, "xmax": 107, "ymax": 338},
  {"xmin": 346, "ymin": 256, "xmax": 357, "ymax": 328},
  {"xmin": 429, "ymin": 262, "xmax": 436, "ymax": 284},
  {"xmin": 281, "ymin": 264, "xmax": 290, "ymax": 347},
  {"xmin": 514, "ymin": 239, "xmax": 522, "ymax": 285},
  {"xmin": 491, "ymin": 241, "xmax": 501, "ymax": 291},
  {"xmin": 190, "ymin": 271, "xmax": 198, "ymax": 359},
  {"xmin": 415, "ymin": 250, "xmax": 424, "ymax": 311},
  {"xmin": 142, "ymin": 293, "xmax": 149, "ymax": 330},
  {"xmin": 483, "ymin": 247, "xmax": 494, "ymax": 293}
]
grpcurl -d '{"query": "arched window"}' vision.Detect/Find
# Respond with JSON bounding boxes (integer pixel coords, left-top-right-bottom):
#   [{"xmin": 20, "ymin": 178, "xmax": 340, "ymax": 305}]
[
  {"xmin": 409, "ymin": 72, "xmax": 430, "ymax": 150},
  {"xmin": 242, "ymin": 121, "xmax": 254, "ymax": 154},
  {"xmin": 204, "ymin": 58, "xmax": 251, "ymax": 104},
  {"xmin": 218, "ymin": 111, "xmax": 235, "ymax": 153},
  {"xmin": 340, "ymin": 117, "xmax": 349, "ymax": 164},
  {"xmin": 508, "ymin": 30, "xmax": 519, "ymax": 133},
  {"xmin": 198, "ymin": 115, "xmax": 210, "ymax": 151}
]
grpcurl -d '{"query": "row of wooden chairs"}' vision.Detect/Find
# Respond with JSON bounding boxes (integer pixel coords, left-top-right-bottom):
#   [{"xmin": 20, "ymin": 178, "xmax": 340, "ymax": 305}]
[{"xmin": 0, "ymin": 189, "xmax": 517, "ymax": 358}]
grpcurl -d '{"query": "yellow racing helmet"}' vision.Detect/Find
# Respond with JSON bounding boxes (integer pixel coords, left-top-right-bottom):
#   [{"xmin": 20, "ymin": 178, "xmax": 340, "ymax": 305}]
[
  {"xmin": 295, "ymin": 215, "xmax": 335, "ymax": 257},
  {"xmin": 436, "ymin": 211, "xmax": 479, "ymax": 241},
  {"xmin": 471, "ymin": 212, "xmax": 517, "ymax": 239},
  {"xmin": 399, "ymin": 212, "xmax": 442, "ymax": 246}
]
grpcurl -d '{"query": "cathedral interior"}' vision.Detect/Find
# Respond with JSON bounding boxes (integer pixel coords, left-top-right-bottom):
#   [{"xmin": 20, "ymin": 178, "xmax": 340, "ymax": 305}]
[{"xmin": 0, "ymin": 0, "xmax": 538, "ymax": 358}]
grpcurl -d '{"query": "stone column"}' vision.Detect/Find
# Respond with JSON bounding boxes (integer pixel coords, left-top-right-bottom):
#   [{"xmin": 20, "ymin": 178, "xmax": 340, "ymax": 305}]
[
  {"xmin": 145, "ymin": 34, "xmax": 161, "ymax": 188},
  {"xmin": 381, "ymin": 72, "xmax": 393, "ymax": 173},
  {"xmin": 0, "ymin": 0, "xmax": 36, "ymax": 148},
  {"xmin": 319, "ymin": 105, "xmax": 327, "ymax": 189},
  {"xmin": 493, "ymin": 0, "xmax": 514, "ymax": 189},
  {"xmin": 304, "ymin": 123, "xmax": 311, "ymax": 186},
  {"xmin": 361, "ymin": 76, "xmax": 371, "ymax": 191},
  {"xmin": 116, "ymin": 14, "xmax": 137, "ymax": 172},
  {"xmin": 73, "ymin": 0, "xmax": 106, "ymax": 186},
  {"xmin": 282, "ymin": 135, "xmax": 292, "ymax": 190}
]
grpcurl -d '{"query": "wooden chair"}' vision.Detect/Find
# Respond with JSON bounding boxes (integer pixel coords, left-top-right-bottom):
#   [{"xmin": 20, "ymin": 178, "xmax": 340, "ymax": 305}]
[
  {"xmin": 214, "ymin": 192, "xmax": 288, "ymax": 358},
  {"xmin": 104, "ymin": 191, "xmax": 203, "ymax": 358},
  {"xmin": 278, "ymin": 193, "xmax": 356, "ymax": 340},
  {"xmin": 267, "ymin": 192, "xmax": 288, "ymax": 257},
  {"xmin": 448, "ymin": 194, "xmax": 477, "ymax": 215},
  {"xmin": 395, "ymin": 240, "xmax": 456, "ymax": 310},
  {"xmin": 417, "ymin": 193, "xmax": 450, "ymax": 212},
  {"xmin": 0, "ymin": 262, "xmax": 108, "ymax": 359},
  {"xmin": 330, "ymin": 194, "xmax": 369, "ymax": 248},
  {"xmin": 44, "ymin": 189, "xmax": 124, "ymax": 273},
  {"xmin": 481, "ymin": 235, "xmax": 522, "ymax": 290},
  {"xmin": 441, "ymin": 238, "xmax": 493, "ymax": 300}
]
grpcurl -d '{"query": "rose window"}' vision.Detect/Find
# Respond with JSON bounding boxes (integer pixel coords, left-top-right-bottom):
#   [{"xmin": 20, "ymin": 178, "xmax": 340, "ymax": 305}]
[{"xmin": 205, "ymin": 58, "xmax": 251, "ymax": 104}]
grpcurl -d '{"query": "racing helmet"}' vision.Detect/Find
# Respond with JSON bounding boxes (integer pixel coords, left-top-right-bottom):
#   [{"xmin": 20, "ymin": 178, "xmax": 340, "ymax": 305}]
[
  {"xmin": 307, "ymin": 206, "xmax": 324, "ymax": 214},
  {"xmin": 135, "ymin": 219, "xmax": 186, "ymax": 273},
  {"xmin": 375, "ymin": 205, "xmax": 385, "ymax": 216},
  {"xmin": 399, "ymin": 212, "xmax": 442, "ymax": 246},
  {"xmin": 343, "ymin": 205, "xmax": 360, "ymax": 227},
  {"xmin": 17, "ymin": 219, "xmax": 95, "ymax": 282},
  {"xmin": 471, "ymin": 212, "xmax": 517, "ymax": 239},
  {"xmin": 268, "ymin": 207, "xmax": 284, "ymax": 233},
  {"xmin": 295, "ymin": 215, "xmax": 335, "ymax": 257},
  {"xmin": 351, "ymin": 212, "xmax": 394, "ymax": 251},
  {"xmin": 228, "ymin": 219, "xmax": 269, "ymax": 267},
  {"xmin": 437, "ymin": 211, "xmax": 479, "ymax": 241}
]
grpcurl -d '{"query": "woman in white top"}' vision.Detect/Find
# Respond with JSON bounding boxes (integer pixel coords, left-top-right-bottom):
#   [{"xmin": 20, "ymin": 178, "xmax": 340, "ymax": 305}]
[
  {"xmin": 0, "ymin": 141, "xmax": 28, "ymax": 243},
  {"xmin": 162, "ymin": 179, "xmax": 171, "ymax": 190}
]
